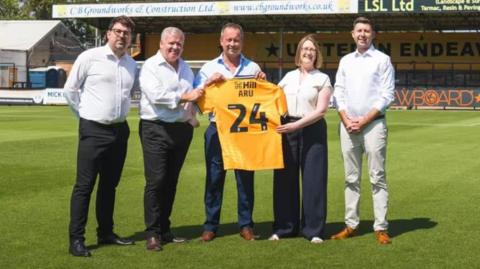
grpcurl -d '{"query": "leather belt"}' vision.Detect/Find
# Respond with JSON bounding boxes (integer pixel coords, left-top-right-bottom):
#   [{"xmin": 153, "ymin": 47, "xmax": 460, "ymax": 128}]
[
  {"xmin": 142, "ymin": 119, "xmax": 188, "ymax": 125},
  {"xmin": 81, "ymin": 118, "xmax": 126, "ymax": 128},
  {"xmin": 286, "ymin": 116, "xmax": 301, "ymax": 122}
]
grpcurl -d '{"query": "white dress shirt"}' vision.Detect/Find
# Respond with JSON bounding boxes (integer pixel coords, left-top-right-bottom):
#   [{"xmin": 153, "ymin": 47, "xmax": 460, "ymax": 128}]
[
  {"xmin": 193, "ymin": 54, "xmax": 261, "ymax": 122},
  {"xmin": 334, "ymin": 45, "xmax": 395, "ymax": 117},
  {"xmin": 278, "ymin": 69, "xmax": 332, "ymax": 118},
  {"xmin": 64, "ymin": 45, "xmax": 137, "ymax": 124},
  {"xmin": 139, "ymin": 51, "xmax": 194, "ymax": 122}
]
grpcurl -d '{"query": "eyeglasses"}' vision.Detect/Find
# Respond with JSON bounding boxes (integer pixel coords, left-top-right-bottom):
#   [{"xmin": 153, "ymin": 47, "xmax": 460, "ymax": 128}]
[
  {"xmin": 301, "ymin": 47, "xmax": 316, "ymax": 52},
  {"xmin": 110, "ymin": 28, "xmax": 131, "ymax": 37}
]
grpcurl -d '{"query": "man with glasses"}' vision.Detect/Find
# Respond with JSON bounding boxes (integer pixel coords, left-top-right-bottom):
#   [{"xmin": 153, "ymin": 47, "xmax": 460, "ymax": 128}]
[
  {"xmin": 138, "ymin": 27, "xmax": 205, "ymax": 251},
  {"xmin": 64, "ymin": 15, "xmax": 137, "ymax": 257}
]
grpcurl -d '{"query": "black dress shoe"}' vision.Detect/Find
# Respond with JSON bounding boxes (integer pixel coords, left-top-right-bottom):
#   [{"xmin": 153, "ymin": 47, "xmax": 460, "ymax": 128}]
[
  {"xmin": 69, "ymin": 239, "xmax": 91, "ymax": 257},
  {"xmin": 97, "ymin": 233, "xmax": 135, "ymax": 245},
  {"xmin": 160, "ymin": 232, "xmax": 187, "ymax": 244}
]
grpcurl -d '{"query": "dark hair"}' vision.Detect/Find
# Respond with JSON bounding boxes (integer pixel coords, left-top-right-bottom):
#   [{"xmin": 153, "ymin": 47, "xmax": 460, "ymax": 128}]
[
  {"xmin": 220, "ymin": 22, "xmax": 244, "ymax": 40},
  {"xmin": 108, "ymin": 15, "xmax": 135, "ymax": 33},
  {"xmin": 353, "ymin": 16, "xmax": 375, "ymax": 32},
  {"xmin": 294, "ymin": 34, "xmax": 323, "ymax": 69}
]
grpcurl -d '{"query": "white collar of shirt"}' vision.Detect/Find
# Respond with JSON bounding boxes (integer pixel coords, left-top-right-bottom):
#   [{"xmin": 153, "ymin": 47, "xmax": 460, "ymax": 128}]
[
  {"xmin": 215, "ymin": 53, "xmax": 249, "ymax": 76},
  {"xmin": 154, "ymin": 51, "xmax": 169, "ymax": 65},
  {"xmin": 103, "ymin": 44, "xmax": 129, "ymax": 61},
  {"xmin": 216, "ymin": 53, "xmax": 247, "ymax": 65},
  {"xmin": 354, "ymin": 45, "xmax": 376, "ymax": 58},
  {"xmin": 153, "ymin": 51, "xmax": 185, "ymax": 72}
]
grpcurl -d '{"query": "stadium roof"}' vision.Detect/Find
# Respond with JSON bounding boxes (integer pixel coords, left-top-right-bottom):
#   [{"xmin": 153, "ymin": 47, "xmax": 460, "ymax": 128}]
[
  {"xmin": 0, "ymin": 21, "xmax": 63, "ymax": 51},
  {"xmin": 52, "ymin": 1, "xmax": 480, "ymax": 33}
]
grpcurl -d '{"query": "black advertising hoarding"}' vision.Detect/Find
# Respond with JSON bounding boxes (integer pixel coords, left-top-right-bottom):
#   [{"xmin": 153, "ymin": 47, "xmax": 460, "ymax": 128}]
[{"xmin": 359, "ymin": 0, "xmax": 480, "ymax": 13}]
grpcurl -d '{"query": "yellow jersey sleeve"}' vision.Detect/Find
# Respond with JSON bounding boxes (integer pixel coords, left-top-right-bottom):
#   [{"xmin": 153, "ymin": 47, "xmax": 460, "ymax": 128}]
[
  {"xmin": 196, "ymin": 84, "xmax": 218, "ymax": 114},
  {"xmin": 275, "ymin": 83, "xmax": 288, "ymax": 117},
  {"xmin": 204, "ymin": 78, "xmax": 287, "ymax": 170}
]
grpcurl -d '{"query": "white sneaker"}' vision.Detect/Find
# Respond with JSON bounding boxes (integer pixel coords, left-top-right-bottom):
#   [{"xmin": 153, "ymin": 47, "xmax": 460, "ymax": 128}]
[
  {"xmin": 310, "ymin": 237, "xmax": 324, "ymax": 244},
  {"xmin": 268, "ymin": 234, "xmax": 280, "ymax": 241}
]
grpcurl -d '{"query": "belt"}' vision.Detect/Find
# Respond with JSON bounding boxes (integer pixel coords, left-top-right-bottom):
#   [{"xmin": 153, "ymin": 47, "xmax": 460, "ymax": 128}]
[
  {"xmin": 142, "ymin": 119, "xmax": 188, "ymax": 125},
  {"xmin": 81, "ymin": 118, "xmax": 126, "ymax": 127},
  {"xmin": 286, "ymin": 116, "xmax": 301, "ymax": 122}
]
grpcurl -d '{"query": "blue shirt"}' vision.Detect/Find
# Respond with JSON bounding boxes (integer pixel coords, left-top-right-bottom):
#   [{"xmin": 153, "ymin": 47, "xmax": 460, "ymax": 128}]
[{"xmin": 193, "ymin": 53, "xmax": 261, "ymax": 121}]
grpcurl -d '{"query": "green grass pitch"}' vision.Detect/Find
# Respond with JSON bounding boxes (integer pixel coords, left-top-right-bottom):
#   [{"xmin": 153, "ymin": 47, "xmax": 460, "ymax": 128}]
[{"xmin": 0, "ymin": 106, "xmax": 479, "ymax": 268}]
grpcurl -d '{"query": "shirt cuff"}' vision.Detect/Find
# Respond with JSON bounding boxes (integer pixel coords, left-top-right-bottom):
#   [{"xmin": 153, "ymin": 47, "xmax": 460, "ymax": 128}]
[
  {"xmin": 373, "ymin": 100, "xmax": 387, "ymax": 113},
  {"xmin": 335, "ymin": 102, "xmax": 346, "ymax": 112},
  {"xmin": 168, "ymin": 92, "xmax": 182, "ymax": 109},
  {"xmin": 68, "ymin": 105, "xmax": 80, "ymax": 118}
]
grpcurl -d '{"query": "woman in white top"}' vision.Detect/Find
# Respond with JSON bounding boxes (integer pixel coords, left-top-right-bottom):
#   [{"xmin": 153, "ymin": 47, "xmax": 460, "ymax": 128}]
[{"xmin": 270, "ymin": 35, "xmax": 333, "ymax": 243}]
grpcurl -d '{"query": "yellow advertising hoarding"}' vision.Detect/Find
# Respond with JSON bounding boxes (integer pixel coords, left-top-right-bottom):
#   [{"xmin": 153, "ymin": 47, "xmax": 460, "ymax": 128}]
[{"xmin": 145, "ymin": 32, "xmax": 480, "ymax": 70}]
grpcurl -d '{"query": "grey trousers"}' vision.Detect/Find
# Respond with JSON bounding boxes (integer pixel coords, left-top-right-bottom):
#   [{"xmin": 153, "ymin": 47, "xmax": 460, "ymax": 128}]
[{"xmin": 339, "ymin": 118, "xmax": 389, "ymax": 231}]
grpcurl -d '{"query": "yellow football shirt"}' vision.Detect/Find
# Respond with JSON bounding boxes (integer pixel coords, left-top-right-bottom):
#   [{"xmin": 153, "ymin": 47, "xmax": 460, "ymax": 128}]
[{"xmin": 198, "ymin": 78, "xmax": 288, "ymax": 170}]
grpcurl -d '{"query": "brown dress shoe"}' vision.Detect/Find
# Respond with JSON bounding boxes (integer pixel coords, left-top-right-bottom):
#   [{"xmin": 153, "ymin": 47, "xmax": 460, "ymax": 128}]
[
  {"xmin": 331, "ymin": 227, "xmax": 357, "ymax": 240},
  {"xmin": 146, "ymin": 236, "xmax": 162, "ymax": 251},
  {"xmin": 375, "ymin": 230, "xmax": 391, "ymax": 244},
  {"xmin": 200, "ymin": 231, "xmax": 216, "ymax": 242},
  {"xmin": 240, "ymin": 227, "xmax": 255, "ymax": 241}
]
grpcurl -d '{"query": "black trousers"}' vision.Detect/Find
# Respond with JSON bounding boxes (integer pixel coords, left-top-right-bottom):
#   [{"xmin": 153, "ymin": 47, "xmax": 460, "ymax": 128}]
[
  {"xmin": 69, "ymin": 118, "xmax": 130, "ymax": 241},
  {"xmin": 140, "ymin": 119, "xmax": 193, "ymax": 238},
  {"xmin": 273, "ymin": 118, "xmax": 328, "ymax": 240}
]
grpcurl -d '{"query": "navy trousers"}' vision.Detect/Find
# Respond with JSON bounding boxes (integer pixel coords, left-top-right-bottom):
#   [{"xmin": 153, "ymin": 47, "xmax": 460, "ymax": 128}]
[
  {"xmin": 69, "ymin": 118, "xmax": 129, "ymax": 242},
  {"xmin": 273, "ymin": 118, "xmax": 328, "ymax": 240},
  {"xmin": 203, "ymin": 123, "xmax": 254, "ymax": 232}
]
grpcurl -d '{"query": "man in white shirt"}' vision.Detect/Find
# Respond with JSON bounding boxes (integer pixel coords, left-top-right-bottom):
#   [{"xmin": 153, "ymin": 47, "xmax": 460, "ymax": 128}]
[
  {"xmin": 332, "ymin": 17, "xmax": 395, "ymax": 244},
  {"xmin": 194, "ymin": 23, "xmax": 265, "ymax": 242},
  {"xmin": 64, "ymin": 16, "xmax": 137, "ymax": 257},
  {"xmin": 138, "ymin": 27, "xmax": 204, "ymax": 251}
]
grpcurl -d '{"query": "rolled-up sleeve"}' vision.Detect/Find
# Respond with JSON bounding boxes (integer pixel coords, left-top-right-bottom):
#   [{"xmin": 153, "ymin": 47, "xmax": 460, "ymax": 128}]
[
  {"xmin": 193, "ymin": 68, "xmax": 208, "ymax": 89},
  {"xmin": 139, "ymin": 61, "xmax": 181, "ymax": 109}
]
